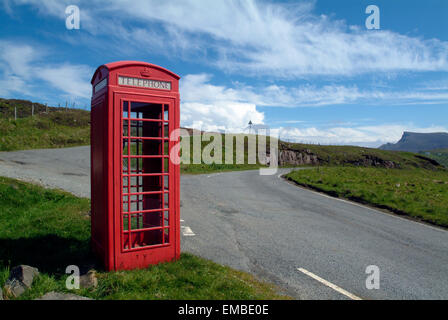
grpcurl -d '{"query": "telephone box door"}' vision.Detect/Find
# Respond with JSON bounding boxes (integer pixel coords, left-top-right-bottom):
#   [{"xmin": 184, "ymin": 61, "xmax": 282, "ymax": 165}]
[{"xmin": 114, "ymin": 93, "xmax": 177, "ymax": 269}]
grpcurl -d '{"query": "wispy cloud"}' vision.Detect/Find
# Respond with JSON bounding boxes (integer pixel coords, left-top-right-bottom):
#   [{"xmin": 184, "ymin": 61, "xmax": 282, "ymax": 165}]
[
  {"xmin": 275, "ymin": 124, "xmax": 448, "ymax": 147},
  {"xmin": 11, "ymin": 0, "xmax": 448, "ymax": 77},
  {"xmin": 181, "ymin": 73, "xmax": 448, "ymax": 108},
  {"xmin": 4, "ymin": 0, "xmax": 447, "ymax": 147},
  {"xmin": 179, "ymin": 74, "xmax": 448, "ymax": 141},
  {"xmin": 0, "ymin": 41, "xmax": 92, "ymax": 100}
]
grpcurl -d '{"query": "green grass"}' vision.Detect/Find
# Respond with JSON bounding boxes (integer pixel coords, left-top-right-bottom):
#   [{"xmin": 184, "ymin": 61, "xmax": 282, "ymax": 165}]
[
  {"xmin": 420, "ymin": 149, "xmax": 448, "ymax": 168},
  {"xmin": 179, "ymin": 133, "xmax": 268, "ymax": 174},
  {"xmin": 0, "ymin": 176, "xmax": 287, "ymax": 300},
  {"xmin": 286, "ymin": 167, "xmax": 448, "ymax": 227},
  {"xmin": 0, "ymin": 113, "xmax": 90, "ymax": 151}
]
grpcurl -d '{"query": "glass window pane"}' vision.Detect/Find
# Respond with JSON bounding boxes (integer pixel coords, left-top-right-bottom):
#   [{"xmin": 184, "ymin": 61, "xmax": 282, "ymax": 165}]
[
  {"xmin": 164, "ymin": 104, "xmax": 169, "ymax": 121},
  {"xmin": 164, "ymin": 211, "xmax": 169, "ymax": 227},
  {"xmin": 164, "ymin": 193, "xmax": 169, "ymax": 208},
  {"xmin": 130, "ymin": 229, "xmax": 163, "ymax": 248},
  {"xmin": 164, "ymin": 123, "xmax": 169, "ymax": 138},
  {"xmin": 164, "ymin": 176, "xmax": 169, "ymax": 190},
  {"xmin": 123, "ymin": 120, "xmax": 129, "ymax": 136},
  {"xmin": 130, "ymin": 120, "xmax": 162, "ymax": 138},
  {"xmin": 131, "ymin": 102, "xmax": 162, "ymax": 120},
  {"xmin": 123, "ymin": 215, "xmax": 129, "ymax": 230},
  {"xmin": 123, "ymin": 101, "xmax": 129, "ymax": 118},
  {"xmin": 164, "ymin": 227, "xmax": 169, "ymax": 244}
]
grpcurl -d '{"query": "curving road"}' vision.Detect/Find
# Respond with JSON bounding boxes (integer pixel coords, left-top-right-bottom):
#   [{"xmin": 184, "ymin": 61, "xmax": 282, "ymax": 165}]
[{"xmin": 1, "ymin": 146, "xmax": 448, "ymax": 299}]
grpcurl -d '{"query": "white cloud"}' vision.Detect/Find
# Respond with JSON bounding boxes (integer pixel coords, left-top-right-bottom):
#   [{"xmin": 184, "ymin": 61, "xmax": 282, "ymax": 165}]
[
  {"xmin": 11, "ymin": 0, "xmax": 69, "ymax": 16},
  {"xmin": 181, "ymin": 73, "xmax": 448, "ymax": 109},
  {"xmin": 276, "ymin": 124, "xmax": 448, "ymax": 147},
  {"xmin": 35, "ymin": 64, "xmax": 91, "ymax": 98},
  {"xmin": 180, "ymin": 74, "xmax": 264, "ymax": 132},
  {"xmin": 3, "ymin": 2, "xmax": 447, "ymax": 145},
  {"xmin": 178, "ymin": 73, "xmax": 448, "ymax": 140},
  {"xmin": 11, "ymin": 0, "xmax": 448, "ymax": 77},
  {"xmin": 179, "ymin": 74, "xmax": 448, "ymax": 144},
  {"xmin": 181, "ymin": 74, "xmax": 260, "ymax": 104},
  {"xmin": 0, "ymin": 41, "xmax": 92, "ymax": 99},
  {"xmin": 181, "ymin": 101, "xmax": 264, "ymax": 133}
]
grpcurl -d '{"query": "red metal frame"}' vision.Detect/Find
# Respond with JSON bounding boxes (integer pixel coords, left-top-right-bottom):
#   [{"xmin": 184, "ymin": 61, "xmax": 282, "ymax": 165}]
[{"xmin": 91, "ymin": 61, "xmax": 180, "ymax": 271}]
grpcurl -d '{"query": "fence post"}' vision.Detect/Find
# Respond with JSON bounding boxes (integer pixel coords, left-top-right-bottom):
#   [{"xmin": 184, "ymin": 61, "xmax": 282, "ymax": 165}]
[
  {"xmin": 32, "ymin": 103, "xmax": 34, "ymax": 117},
  {"xmin": 14, "ymin": 107, "xmax": 17, "ymax": 120}
]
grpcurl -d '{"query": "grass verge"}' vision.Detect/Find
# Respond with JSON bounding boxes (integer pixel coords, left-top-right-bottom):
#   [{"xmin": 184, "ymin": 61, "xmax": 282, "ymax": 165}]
[
  {"xmin": 0, "ymin": 114, "xmax": 90, "ymax": 151},
  {"xmin": 0, "ymin": 176, "xmax": 287, "ymax": 300},
  {"xmin": 285, "ymin": 167, "xmax": 448, "ymax": 227}
]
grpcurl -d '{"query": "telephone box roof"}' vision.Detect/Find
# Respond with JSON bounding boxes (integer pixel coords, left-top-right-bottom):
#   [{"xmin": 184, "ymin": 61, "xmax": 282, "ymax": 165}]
[{"xmin": 91, "ymin": 61, "xmax": 180, "ymax": 84}]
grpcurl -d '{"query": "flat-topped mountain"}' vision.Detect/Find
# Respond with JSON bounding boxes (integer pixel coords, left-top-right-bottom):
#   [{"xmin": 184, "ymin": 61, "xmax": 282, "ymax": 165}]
[{"xmin": 380, "ymin": 132, "xmax": 448, "ymax": 152}]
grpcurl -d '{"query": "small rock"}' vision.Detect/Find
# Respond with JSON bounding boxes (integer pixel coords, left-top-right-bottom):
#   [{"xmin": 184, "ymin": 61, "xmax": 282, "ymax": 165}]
[
  {"xmin": 395, "ymin": 183, "xmax": 401, "ymax": 188},
  {"xmin": 3, "ymin": 265, "xmax": 39, "ymax": 298},
  {"xmin": 35, "ymin": 292, "xmax": 92, "ymax": 300},
  {"xmin": 80, "ymin": 270, "xmax": 98, "ymax": 289},
  {"xmin": 4, "ymin": 279, "xmax": 25, "ymax": 297}
]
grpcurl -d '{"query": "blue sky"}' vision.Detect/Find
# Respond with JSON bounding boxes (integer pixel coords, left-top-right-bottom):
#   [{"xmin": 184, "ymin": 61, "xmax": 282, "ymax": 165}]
[{"xmin": 1, "ymin": 0, "xmax": 447, "ymax": 147}]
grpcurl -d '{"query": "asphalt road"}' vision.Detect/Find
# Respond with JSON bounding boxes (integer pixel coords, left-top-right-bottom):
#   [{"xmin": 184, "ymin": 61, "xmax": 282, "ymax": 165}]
[
  {"xmin": 1, "ymin": 146, "xmax": 448, "ymax": 300},
  {"xmin": 0, "ymin": 146, "xmax": 91, "ymax": 198}
]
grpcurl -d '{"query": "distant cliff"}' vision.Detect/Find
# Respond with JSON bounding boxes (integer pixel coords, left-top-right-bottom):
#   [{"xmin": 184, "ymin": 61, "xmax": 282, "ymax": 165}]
[{"xmin": 380, "ymin": 132, "xmax": 448, "ymax": 153}]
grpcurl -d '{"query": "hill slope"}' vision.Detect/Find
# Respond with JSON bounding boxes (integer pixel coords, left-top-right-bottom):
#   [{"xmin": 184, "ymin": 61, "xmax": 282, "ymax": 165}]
[
  {"xmin": 280, "ymin": 141, "xmax": 442, "ymax": 170},
  {"xmin": 0, "ymin": 98, "xmax": 443, "ymax": 171},
  {"xmin": 0, "ymin": 98, "xmax": 90, "ymax": 151},
  {"xmin": 380, "ymin": 131, "xmax": 448, "ymax": 152},
  {"xmin": 420, "ymin": 149, "xmax": 448, "ymax": 168}
]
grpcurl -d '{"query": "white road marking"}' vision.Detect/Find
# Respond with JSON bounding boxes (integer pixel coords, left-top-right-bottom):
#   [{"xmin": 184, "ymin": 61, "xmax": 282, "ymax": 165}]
[
  {"xmin": 181, "ymin": 226, "xmax": 196, "ymax": 236},
  {"xmin": 180, "ymin": 219, "xmax": 185, "ymax": 222},
  {"xmin": 207, "ymin": 173, "xmax": 222, "ymax": 178},
  {"xmin": 297, "ymin": 268, "xmax": 362, "ymax": 300}
]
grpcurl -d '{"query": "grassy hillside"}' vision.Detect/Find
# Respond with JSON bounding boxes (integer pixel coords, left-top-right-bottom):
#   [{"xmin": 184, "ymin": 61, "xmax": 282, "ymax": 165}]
[
  {"xmin": 0, "ymin": 113, "xmax": 90, "ymax": 151},
  {"xmin": 420, "ymin": 149, "xmax": 448, "ymax": 168},
  {"xmin": 0, "ymin": 98, "xmax": 442, "ymax": 172},
  {"xmin": 281, "ymin": 142, "xmax": 442, "ymax": 170},
  {"xmin": 180, "ymin": 133, "xmax": 270, "ymax": 174},
  {"xmin": 0, "ymin": 98, "xmax": 90, "ymax": 151},
  {"xmin": 286, "ymin": 167, "xmax": 448, "ymax": 227},
  {"xmin": 0, "ymin": 176, "xmax": 287, "ymax": 300}
]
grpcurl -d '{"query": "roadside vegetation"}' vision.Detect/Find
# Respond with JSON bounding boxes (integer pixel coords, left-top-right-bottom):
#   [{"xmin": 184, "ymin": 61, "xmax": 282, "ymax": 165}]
[
  {"xmin": 0, "ymin": 116, "xmax": 90, "ymax": 151},
  {"xmin": 286, "ymin": 167, "xmax": 448, "ymax": 227},
  {"xmin": 0, "ymin": 176, "xmax": 287, "ymax": 300},
  {"xmin": 0, "ymin": 98, "xmax": 90, "ymax": 151}
]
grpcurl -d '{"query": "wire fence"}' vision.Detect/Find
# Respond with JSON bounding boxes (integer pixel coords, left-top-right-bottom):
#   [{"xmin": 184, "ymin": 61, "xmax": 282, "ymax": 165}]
[{"xmin": 0, "ymin": 100, "xmax": 86, "ymax": 120}]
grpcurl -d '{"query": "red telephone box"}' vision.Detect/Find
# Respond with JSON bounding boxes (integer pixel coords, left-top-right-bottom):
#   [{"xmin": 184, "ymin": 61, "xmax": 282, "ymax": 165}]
[{"xmin": 90, "ymin": 61, "xmax": 180, "ymax": 271}]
